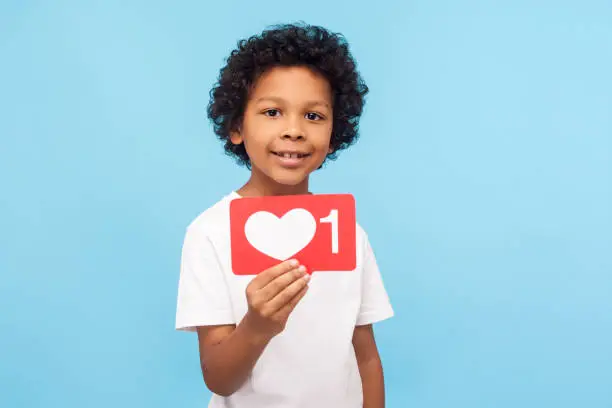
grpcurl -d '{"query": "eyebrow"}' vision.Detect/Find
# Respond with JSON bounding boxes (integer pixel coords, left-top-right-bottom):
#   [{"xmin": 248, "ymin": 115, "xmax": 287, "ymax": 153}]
[{"xmin": 255, "ymin": 96, "xmax": 330, "ymax": 108}]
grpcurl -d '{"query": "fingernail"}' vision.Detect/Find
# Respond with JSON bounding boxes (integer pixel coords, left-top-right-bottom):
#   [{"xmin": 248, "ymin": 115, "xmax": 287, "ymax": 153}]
[
  {"xmin": 303, "ymin": 274, "xmax": 311, "ymax": 282},
  {"xmin": 289, "ymin": 259, "xmax": 299, "ymax": 267},
  {"xmin": 298, "ymin": 265, "xmax": 306, "ymax": 273}
]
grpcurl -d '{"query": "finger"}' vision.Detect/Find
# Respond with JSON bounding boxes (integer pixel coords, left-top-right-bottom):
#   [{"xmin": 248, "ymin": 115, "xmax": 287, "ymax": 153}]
[
  {"xmin": 274, "ymin": 283, "xmax": 309, "ymax": 320},
  {"xmin": 265, "ymin": 270, "xmax": 310, "ymax": 313},
  {"xmin": 251, "ymin": 259, "xmax": 299, "ymax": 290},
  {"xmin": 258, "ymin": 265, "xmax": 307, "ymax": 302}
]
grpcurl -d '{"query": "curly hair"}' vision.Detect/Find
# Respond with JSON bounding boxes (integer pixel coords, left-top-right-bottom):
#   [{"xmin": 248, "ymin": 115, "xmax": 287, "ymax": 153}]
[{"xmin": 207, "ymin": 22, "xmax": 369, "ymax": 167}]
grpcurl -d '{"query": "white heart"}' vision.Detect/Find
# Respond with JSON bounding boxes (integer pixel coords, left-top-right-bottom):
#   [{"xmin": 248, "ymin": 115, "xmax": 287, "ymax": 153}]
[{"xmin": 244, "ymin": 209, "xmax": 317, "ymax": 261}]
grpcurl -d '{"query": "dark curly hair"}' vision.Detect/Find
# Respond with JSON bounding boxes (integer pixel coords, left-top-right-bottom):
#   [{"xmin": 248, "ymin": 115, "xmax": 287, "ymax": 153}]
[{"xmin": 207, "ymin": 22, "xmax": 369, "ymax": 167}]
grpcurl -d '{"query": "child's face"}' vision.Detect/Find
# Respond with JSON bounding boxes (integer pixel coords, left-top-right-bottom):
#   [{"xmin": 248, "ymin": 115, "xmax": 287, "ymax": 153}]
[{"xmin": 231, "ymin": 65, "xmax": 333, "ymax": 190}]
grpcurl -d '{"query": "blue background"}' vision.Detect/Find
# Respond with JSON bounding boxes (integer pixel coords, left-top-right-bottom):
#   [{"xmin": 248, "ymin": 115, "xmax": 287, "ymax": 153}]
[{"xmin": 1, "ymin": 1, "xmax": 611, "ymax": 407}]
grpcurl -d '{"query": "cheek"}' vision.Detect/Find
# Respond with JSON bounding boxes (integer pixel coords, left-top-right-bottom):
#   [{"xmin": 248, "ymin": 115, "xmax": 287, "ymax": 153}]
[
  {"xmin": 314, "ymin": 129, "xmax": 333, "ymax": 153},
  {"xmin": 241, "ymin": 128, "xmax": 269, "ymax": 154},
  {"xmin": 243, "ymin": 140, "xmax": 269, "ymax": 162}
]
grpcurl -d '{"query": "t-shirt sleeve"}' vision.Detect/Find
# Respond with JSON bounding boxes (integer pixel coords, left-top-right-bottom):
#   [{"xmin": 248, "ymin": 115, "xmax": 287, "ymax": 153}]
[
  {"xmin": 356, "ymin": 231, "xmax": 395, "ymax": 326},
  {"xmin": 175, "ymin": 225, "xmax": 236, "ymax": 332}
]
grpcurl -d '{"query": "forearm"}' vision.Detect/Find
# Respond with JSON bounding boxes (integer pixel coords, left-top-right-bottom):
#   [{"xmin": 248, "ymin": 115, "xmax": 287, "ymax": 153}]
[
  {"xmin": 358, "ymin": 356, "xmax": 385, "ymax": 408},
  {"xmin": 201, "ymin": 317, "xmax": 271, "ymax": 396}
]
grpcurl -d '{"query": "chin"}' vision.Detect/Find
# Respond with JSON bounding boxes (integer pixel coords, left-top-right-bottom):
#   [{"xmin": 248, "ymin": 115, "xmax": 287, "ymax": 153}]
[
  {"xmin": 271, "ymin": 174, "xmax": 308, "ymax": 187},
  {"xmin": 263, "ymin": 166, "xmax": 308, "ymax": 185}
]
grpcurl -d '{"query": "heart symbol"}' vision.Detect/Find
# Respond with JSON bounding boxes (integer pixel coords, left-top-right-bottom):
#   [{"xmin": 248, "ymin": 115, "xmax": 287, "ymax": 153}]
[{"xmin": 244, "ymin": 209, "xmax": 317, "ymax": 261}]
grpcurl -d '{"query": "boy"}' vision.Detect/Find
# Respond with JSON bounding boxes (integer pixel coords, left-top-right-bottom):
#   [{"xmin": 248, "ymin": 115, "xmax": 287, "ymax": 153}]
[{"xmin": 175, "ymin": 23, "xmax": 394, "ymax": 408}]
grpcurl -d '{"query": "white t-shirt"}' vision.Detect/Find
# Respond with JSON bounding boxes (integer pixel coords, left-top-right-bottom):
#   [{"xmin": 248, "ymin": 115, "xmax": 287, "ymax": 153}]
[{"xmin": 175, "ymin": 191, "xmax": 394, "ymax": 408}]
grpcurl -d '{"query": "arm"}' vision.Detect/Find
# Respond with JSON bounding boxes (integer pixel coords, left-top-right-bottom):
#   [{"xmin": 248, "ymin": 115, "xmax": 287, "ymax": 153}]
[
  {"xmin": 196, "ymin": 322, "xmax": 266, "ymax": 397},
  {"xmin": 352, "ymin": 324, "xmax": 385, "ymax": 408},
  {"xmin": 196, "ymin": 260, "xmax": 310, "ymax": 396}
]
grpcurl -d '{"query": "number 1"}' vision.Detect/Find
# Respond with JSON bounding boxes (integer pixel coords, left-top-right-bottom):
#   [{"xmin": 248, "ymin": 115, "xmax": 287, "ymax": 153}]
[{"xmin": 320, "ymin": 209, "xmax": 339, "ymax": 253}]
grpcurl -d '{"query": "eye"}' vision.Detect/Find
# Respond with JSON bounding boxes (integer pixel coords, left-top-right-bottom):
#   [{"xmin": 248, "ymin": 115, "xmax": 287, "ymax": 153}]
[
  {"xmin": 305, "ymin": 112, "xmax": 323, "ymax": 121},
  {"xmin": 263, "ymin": 109, "xmax": 280, "ymax": 118}
]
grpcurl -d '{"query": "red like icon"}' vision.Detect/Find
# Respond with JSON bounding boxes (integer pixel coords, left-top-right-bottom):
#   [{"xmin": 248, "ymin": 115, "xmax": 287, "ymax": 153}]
[{"xmin": 230, "ymin": 194, "xmax": 356, "ymax": 275}]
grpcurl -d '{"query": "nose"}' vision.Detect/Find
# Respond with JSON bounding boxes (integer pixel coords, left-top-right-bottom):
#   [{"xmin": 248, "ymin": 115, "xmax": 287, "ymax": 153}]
[
  {"xmin": 281, "ymin": 114, "xmax": 305, "ymax": 141},
  {"xmin": 281, "ymin": 127, "xmax": 305, "ymax": 141}
]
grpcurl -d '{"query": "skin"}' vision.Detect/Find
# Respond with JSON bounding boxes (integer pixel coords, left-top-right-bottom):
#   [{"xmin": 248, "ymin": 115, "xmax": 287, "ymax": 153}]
[
  {"xmin": 231, "ymin": 65, "xmax": 334, "ymax": 197},
  {"xmin": 197, "ymin": 66, "xmax": 385, "ymax": 407}
]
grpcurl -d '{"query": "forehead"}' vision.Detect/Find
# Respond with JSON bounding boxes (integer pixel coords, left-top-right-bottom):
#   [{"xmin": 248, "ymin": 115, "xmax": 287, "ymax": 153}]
[{"xmin": 249, "ymin": 66, "xmax": 332, "ymax": 103}]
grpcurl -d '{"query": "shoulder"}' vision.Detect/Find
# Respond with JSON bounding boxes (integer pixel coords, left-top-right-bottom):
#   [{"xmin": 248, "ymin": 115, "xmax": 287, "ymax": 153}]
[
  {"xmin": 356, "ymin": 222, "xmax": 366, "ymax": 238},
  {"xmin": 355, "ymin": 222, "xmax": 371, "ymax": 245},
  {"xmin": 184, "ymin": 192, "xmax": 237, "ymax": 238},
  {"xmin": 355, "ymin": 221, "xmax": 376, "ymax": 261}
]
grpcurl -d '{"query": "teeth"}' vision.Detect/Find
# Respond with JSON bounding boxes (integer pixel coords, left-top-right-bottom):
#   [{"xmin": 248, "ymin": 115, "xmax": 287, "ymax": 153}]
[
  {"xmin": 280, "ymin": 153, "xmax": 299, "ymax": 158},
  {"xmin": 276, "ymin": 152, "xmax": 308, "ymax": 159}
]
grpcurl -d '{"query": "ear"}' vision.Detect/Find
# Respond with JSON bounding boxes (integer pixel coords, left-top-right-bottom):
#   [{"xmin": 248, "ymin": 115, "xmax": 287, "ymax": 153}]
[{"xmin": 230, "ymin": 129, "xmax": 243, "ymax": 145}]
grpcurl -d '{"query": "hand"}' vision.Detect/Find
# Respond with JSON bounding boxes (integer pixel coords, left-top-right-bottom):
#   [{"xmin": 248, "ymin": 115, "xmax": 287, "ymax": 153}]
[{"xmin": 242, "ymin": 259, "xmax": 311, "ymax": 342}]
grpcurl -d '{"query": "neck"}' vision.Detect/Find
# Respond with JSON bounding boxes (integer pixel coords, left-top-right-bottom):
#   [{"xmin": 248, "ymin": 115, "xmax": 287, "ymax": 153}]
[{"xmin": 237, "ymin": 170, "xmax": 310, "ymax": 197}]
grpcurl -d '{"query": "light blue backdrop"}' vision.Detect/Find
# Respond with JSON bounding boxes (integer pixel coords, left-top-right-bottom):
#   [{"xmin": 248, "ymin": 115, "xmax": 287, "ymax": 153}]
[{"xmin": 1, "ymin": 1, "xmax": 611, "ymax": 407}]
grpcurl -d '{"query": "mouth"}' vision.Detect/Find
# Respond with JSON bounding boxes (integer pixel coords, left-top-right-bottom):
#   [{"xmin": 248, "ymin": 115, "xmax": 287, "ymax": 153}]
[
  {"xmin": 271, "ymin": 151, "xmax": 312, "ymax": 159},
  {"xmin": 271, "ymin": 150, "xmax": 312, "ymax": 167}
]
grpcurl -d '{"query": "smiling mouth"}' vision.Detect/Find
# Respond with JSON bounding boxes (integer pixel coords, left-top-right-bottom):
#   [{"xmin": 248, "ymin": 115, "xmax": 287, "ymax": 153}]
[{"xmin": 271, "ymin": 151, "xmax": 311, "ymax": 159}]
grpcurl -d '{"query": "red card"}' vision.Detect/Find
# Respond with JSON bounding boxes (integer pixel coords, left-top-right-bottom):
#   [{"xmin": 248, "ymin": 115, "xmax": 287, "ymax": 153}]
[{"xmin": 230, "ymin": 194, "xmax": 356, "ymax": 275}]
